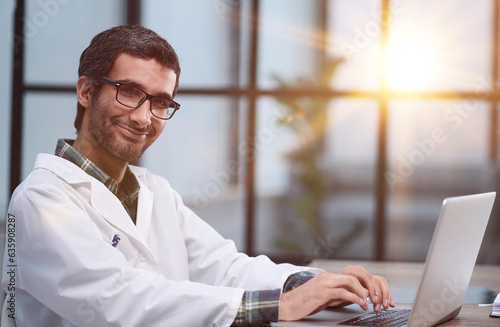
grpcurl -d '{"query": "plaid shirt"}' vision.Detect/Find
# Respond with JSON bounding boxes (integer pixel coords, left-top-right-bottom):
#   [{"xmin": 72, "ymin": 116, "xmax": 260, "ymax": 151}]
[{"xmin": 55, "ymin": 139, "xmax": 315, "ymax": 326}]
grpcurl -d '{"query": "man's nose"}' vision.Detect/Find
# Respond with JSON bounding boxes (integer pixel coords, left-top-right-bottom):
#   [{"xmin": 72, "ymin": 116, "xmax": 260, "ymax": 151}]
[{"xmin": 130, "ymin": 100, "xmax": 152, "ymax": 127}]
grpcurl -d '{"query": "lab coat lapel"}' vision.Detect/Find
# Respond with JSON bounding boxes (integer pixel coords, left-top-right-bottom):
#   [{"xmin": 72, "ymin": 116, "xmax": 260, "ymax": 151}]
[
  {"xmin": 89, "ymin": 179, "xmax": 144, "ymax": 242},
  {"xmin": 37, "ymin": 154, "xmax": 150, "ymax": 247}
]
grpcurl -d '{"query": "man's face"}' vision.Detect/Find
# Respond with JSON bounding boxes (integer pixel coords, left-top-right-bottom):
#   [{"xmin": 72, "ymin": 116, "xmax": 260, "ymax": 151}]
[{"xmin": 88, "ymin": 53, "xmax": 177, "ymax": 163}]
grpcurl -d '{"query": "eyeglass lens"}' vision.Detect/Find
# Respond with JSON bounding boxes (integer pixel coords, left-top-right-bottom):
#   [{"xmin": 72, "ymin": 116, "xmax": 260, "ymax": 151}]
[{"xmin": 117, "ymin": 84, "xmax": 176, "ymax": 119}]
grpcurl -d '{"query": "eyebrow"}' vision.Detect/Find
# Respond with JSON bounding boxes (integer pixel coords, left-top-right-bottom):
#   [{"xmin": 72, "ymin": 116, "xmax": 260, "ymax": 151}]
[{"xmin": 116, "ymin": 78, "xmax": 173, "ymax": 99}]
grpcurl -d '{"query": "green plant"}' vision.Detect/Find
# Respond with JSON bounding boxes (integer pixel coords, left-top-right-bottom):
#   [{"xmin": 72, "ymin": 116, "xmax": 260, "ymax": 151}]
[{"xmin": 272, "ymin": 58, "xmax": 344, "ymax": 253}]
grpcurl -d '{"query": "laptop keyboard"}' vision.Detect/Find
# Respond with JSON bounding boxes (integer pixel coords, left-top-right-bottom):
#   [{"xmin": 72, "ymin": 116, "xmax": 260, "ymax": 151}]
[{"xmin": 338, "ymin": 308, "xmax": 411, "ymax": 326}]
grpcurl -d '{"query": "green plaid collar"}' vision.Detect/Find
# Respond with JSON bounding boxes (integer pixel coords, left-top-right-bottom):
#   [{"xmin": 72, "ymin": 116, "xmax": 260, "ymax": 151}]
[{"xmin": 55, "ymin": 139, "xmax": 119, "ymax": 194}]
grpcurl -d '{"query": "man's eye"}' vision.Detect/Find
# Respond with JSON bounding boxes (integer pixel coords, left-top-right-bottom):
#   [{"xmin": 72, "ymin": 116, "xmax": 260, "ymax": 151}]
[
  {"xmin": 153, "ymin": 98, "xmax": 170, "ymax": 108},
  {"xmin": 120, "ymin": 86, "xmax": 140, "ymax": 97}
]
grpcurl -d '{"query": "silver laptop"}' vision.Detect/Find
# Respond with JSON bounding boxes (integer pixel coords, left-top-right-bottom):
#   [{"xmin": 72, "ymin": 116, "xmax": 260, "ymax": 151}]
[{"xmin": 272, "ymin": 192, "xmax": 496, "ymax": 327}]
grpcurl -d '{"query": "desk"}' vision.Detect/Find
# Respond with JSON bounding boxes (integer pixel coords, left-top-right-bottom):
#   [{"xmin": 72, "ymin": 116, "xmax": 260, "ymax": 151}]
[{"xmin": 309, "ymin": 260, "xmax": 500, "ymax": 326}]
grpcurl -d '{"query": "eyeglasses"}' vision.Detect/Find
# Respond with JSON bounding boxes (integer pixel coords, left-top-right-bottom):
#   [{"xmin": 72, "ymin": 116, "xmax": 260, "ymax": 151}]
[{"xmin": 100, "ymin": 77, "xmax": 180, "ymax": 120}]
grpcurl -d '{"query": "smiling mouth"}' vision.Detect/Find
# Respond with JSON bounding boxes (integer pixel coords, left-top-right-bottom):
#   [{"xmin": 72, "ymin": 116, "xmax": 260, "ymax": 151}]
[{"xmin": 116, "ymin": 123, "xmax": 149, "ymax": 141}]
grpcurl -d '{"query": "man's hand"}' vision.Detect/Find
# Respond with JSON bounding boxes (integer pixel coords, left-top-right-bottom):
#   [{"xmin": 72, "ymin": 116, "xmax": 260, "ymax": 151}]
[
  {"xmin": 340, "ymin": 265, "xmax": 395, "ymax": 312},
  {"xmin": 278, "ymin": 265, "xmax": 395, "ymax": 322}
]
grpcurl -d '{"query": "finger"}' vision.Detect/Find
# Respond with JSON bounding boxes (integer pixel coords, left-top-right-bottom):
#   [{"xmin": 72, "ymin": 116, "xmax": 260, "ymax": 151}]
[
  {"xmin": 341, "ymin": 266, "xmax": 377, "ymax": 302},
  {"xmin": 328, "ymin": 300, "xmax": 353, "ymax": 308},
  {"xmin": 318, "ymin": 272, "xmax": 366, "ymax": 300},
  {"xmin": 316, "ymin": 273, "xmax": 370, "ymax": 311},
  {"xmin": 325, "ymin": 287, "xmax": 368, "ymax": 311},
  {"xmin": 341, "ymin": 265, "xmax": 396, "ymax": 312},
  {"xmin": 342, "ymin": 266, "xmax": 394, "ymax": 306},
  {"xmin": 371, "ymin": 277, "xmax": 385, "ymax": 304},
  {"xmin": 374, "ymin": 276, "xmax": 394, "ymax": 309},
  {"xmin": 367, "ymin": 283, "xmax": 382, "ymax": 313}
]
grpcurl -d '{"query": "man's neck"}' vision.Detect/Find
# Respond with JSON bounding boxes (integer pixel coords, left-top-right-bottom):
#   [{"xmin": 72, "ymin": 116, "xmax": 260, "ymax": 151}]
[{"xmin": 73, "ymin": 137, "xmax": 128, "ymax": 183}]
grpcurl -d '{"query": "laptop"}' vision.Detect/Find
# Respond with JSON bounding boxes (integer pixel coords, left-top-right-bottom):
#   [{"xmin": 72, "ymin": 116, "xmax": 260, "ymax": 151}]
[{"xmin": 272, "ymin": 192, "xmax": 496, "ymax": 327}]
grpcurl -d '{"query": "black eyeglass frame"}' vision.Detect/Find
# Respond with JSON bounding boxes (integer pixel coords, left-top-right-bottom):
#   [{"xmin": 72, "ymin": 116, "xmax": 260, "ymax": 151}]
[{"xmin": 99, "ymin": 76, "xmax": 180, "ymax": 120}]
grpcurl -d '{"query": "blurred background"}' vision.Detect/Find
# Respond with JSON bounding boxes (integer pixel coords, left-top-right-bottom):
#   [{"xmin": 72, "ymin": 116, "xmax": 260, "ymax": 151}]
[{"xmin": 2, "ymin": 0, "xmax": 500, "ymax": 265}]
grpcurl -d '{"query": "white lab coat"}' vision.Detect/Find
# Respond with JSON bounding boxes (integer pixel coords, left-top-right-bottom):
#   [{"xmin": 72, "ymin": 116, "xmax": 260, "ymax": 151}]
[{"xmin": 1, "ymin": 153, "xmax": 310, "ymax": 327}]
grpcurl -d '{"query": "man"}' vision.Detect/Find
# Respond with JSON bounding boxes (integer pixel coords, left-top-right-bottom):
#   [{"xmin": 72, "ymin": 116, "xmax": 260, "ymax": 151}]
[{"xmin": 2, "ymin": 25, "xmax": 394, "ymax": 326}]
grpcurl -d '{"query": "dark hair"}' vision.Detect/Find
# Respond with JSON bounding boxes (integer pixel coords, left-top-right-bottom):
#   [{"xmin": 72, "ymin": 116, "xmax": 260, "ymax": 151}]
[{"xmin": 75, "ymin": 25, "xmax": 181, "ymax": 132}]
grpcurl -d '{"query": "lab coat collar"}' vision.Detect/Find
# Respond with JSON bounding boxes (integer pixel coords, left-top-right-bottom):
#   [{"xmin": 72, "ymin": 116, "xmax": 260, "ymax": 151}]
[{"xmin": 33, "ymin": 154, "xmax": 151, "ymax": 244}]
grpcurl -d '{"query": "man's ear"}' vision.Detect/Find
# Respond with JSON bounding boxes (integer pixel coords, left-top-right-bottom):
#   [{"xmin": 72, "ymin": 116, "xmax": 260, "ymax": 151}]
[{"xmin": 77, "ymin": 76, "xmax": 93, "ymax": 108}]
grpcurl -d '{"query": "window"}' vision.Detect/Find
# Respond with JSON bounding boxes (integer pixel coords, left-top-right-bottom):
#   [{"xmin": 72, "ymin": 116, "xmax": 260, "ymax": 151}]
[{"xmin": 4, "ymin": 0, "xmax": 500, "ymax": 264}]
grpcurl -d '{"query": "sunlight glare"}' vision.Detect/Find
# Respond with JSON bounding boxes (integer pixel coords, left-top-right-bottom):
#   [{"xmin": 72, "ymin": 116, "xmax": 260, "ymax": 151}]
[{"xmin": 383, "ymin": 40, "xmax": 435, "ymax": 92}]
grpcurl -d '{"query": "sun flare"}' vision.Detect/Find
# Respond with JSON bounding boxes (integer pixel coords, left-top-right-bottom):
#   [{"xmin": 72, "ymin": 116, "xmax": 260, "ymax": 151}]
[{"xmin": 383, "ymin": 40, "xmax": 435, "ymax": 92}]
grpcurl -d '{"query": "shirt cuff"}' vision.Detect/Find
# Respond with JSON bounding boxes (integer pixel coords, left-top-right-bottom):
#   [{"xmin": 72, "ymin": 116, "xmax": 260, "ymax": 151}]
[
  {"xmin": 232, "ymin": 289, "xmax": 281, "ymax": 326},
  {"xmin": 231, "ymin": 271, "xmax": 318, "ymax": 326},
  {"xmin": 282, "ymin": 270, "xmax": 316, "ymax": 292}
]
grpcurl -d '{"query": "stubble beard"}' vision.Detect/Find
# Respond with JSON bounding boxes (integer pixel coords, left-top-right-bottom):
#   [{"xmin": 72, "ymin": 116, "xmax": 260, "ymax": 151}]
[{"xmin": 88, "ymin": 99, "xmax": 158, "ymax": 163}]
